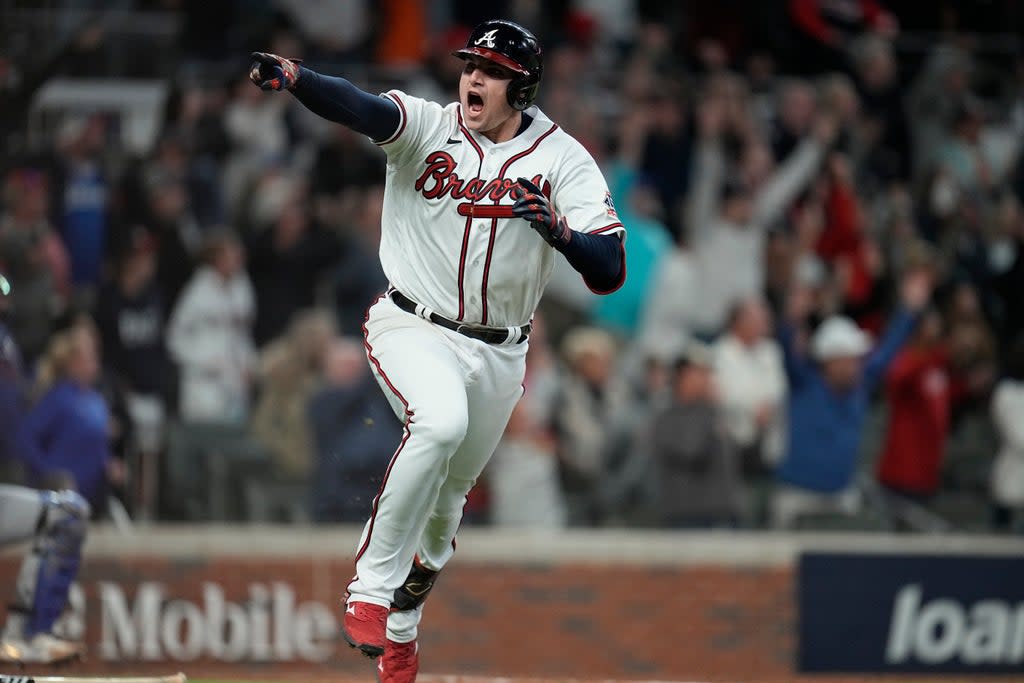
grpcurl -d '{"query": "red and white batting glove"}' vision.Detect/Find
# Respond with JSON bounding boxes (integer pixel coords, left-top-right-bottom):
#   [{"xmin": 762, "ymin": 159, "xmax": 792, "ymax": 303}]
[
  {"xmin": 249, "ymin": 52, "xmax": 302, "ymax": 91},
  {"xmin": 512, "ymin": 177, "xmax": 572, "ymax": 248}
]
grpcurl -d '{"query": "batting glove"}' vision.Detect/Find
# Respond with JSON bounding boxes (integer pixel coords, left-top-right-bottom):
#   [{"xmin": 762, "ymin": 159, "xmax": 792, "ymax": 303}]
[
  {"xmin": 249, "ymin": 52, "xmax": 302, "ymax": 91},
  {"xmin": 511, "ymin": 177, "xmax": 572, "ymax": 247}
]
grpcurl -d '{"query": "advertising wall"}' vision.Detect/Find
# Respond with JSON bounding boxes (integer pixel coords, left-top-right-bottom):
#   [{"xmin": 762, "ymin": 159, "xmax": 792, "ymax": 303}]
[
  {"xmin": 1, "ymin": 528, "xmax": 1022, "ymax": 681},
  {"xmin": 0, "ymin": 555, "xmax": 792, "ymax": 680},
  {"xmin": 799, "ymin": 553, "xmax": 1024, "ymax": 674}
]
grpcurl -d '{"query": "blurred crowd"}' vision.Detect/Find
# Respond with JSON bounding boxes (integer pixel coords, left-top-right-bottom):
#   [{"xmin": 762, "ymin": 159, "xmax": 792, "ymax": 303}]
[{"xmin": 1, "ymin": 0, "xmax": 1024, "ymax": 532}]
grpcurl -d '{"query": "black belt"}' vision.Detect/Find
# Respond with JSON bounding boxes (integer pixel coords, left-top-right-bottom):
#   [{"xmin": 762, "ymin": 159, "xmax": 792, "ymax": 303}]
[{"xmin": 389, "ymin": 290, "xmax": 530, "ymax": 345}]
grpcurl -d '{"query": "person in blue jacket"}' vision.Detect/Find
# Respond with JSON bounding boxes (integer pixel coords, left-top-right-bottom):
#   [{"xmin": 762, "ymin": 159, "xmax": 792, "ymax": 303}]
[
  {"xmin": 18, "ymin": 320, "xmax": 112, "ymax": 512},
  {"xmin": 772, "ymin": 268, "xmax": 933, "ymax": 528}
]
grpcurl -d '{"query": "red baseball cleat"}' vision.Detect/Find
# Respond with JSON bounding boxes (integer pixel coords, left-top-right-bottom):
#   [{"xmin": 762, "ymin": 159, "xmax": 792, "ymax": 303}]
[
  {"xmin": 343, "ymin": 600, "xmax": 388, "ymax": 658},
  {"xmin": 378, "ymin": 639, "xmax": 419, "ymax": 683}
]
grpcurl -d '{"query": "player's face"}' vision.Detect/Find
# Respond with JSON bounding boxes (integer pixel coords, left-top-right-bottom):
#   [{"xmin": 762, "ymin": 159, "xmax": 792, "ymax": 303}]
[{"xmin": 459, "ymin": 57, "xmax": 518, "ymax": 134}]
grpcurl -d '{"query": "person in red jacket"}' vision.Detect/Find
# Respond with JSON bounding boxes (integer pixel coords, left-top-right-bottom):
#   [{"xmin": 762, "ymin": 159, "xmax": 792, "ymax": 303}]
[{"xmin": 876, "ymin": 307, "xmax": 951, "ymax": 500}]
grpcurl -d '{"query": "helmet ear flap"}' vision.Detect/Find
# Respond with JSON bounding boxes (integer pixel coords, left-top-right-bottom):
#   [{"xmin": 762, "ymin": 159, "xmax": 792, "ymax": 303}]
[{"xmin": 507, "ymin": 74, "xmax": 540, "ymax": 111}]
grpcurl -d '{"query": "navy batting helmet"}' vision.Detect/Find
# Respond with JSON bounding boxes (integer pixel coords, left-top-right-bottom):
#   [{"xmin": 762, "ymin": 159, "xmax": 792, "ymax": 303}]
[{"xmin": 453, "ymin": 20, "xmax": 543, "ymax": 111}]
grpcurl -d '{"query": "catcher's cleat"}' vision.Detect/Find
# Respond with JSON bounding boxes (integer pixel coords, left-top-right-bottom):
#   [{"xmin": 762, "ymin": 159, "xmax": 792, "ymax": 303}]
[
  {"xmin": 342, "ymin": 601, "xmax": 388, "ymax": 658},
  {"xmin": 378, "ymin": 639, "xmax": 418, "ymax": 683},
  {"xmin": 392, "ymin": 556, "xmax": 440, "ymax": 612},
  {"xmin": 0, "ymin": 632, "xmax": 84, "ymax": 665}
]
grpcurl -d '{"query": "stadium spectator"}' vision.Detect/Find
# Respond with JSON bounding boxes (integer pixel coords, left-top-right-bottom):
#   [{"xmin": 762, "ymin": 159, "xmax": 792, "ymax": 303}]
[
  {"xmin": 309, "ymin": 124, "xmax": 386, "ymax": 201},
  {"xmin": 875, "ymin": 308, "xmax": 952, "ymax": 502},
  {"xmin": 787, "ymin": 185, "xmax": 829, "ymax": 299},
  {"xmin": 95, "ymin": 229, "xmax": 172, "ymax": 402},
  {"xmin": 172, "ymin": 85, "xmax": 232, "ymax": 168},
  {"xmin": 163, "ymin": 229, "xmax": 264, "ymax": 519},
  {"xmin": 771, "ymin": 268, "xmax": 932, "ymax": 528},
  {"xmin": 591, "ymin": 177, "xmax": 671, "ymax": 336},
  {"xmin": 247, "ymin": 204, "xmax": 341, "ymax": 346},
  {"xmin": 136, "ymin": 174, "xmax": 201, "ymax": 309},
  {"xmin": 637, "ymin": 88, "xmax": 692, "ymax": 236},
  {"xmin": 636, "ymin": 244, "xmax": 698, "ymax": 363},
  {"xmin": 166, "ymin": 231, "xmax": 255, "ymax": 424},
  {"xmin": 990, "ymin": 337, "xmax": 1024, "ymax": 532},
  {"xmin": 943, "ymin": 281, "xmax": 998, "ymax": 419},
  {"xmin": 771, "ymin": 79, "xmax": 817, "ymax": 162},
  {"xmin": 276, "ymin": 0, "xmax": 371, "ymax": 62},
  {"xmin": 18, "ymin": 322, "xmax": 114, "ymax": 511},
  {"xmin": 94, "ymin": 227, "xmax": 173, "ymax": 491},
  {"xmin": 50, "ymin": 115, "xmax": 110, "ymax": 294},
  {"xmin": 786, "ymin": 0, "xmax": 898, "ymax": 74},
  {"xmin": 487, "ymin": 315, "xmax": 567, "ymax": 528},
  {"xmin": 636, "ymin": 342, "xmax": 745, "ymax": 527},
  {"xmin": 222, "ymin": 74, "xmax": 290, "ymax": 217},
  {"xmin": 0, "ymin": 169, "xmax": 70, "ymax": 363},
  {"xmin": 992, "ymin": 194, "xmax": 1024, "ymax": 344},
  {"xmin": 713, "ymin": 296, "xmax": 787, "ymax": 474},
  {"xmin": 849, "ymin": 34, "xmax": 911, "ymax": 184},
  {"xmin": 683, "ymin": 91, "xmax": 836, "ymax": 337},
  {"xmin": 329, "ymin": 186, "xmax": 390, "ymax": 335},
  {"xmin": 554, "ymin": 327, "xmax": 633, "ymax": 526},
  {"xmin": 933, "ymin": 97, "xmax": 1024, "ymax": 200},
  {"xmin": 906, "ymin": 45, "xmax": 976, "ymax": 180},
  {"xmin": 817, "ymin": 153, "xmax": 891, "ymax": 335},
  {"xmin": 162, "ymin": 231, "xmax": 260, "ymax": 518},
  {"xmin": 251, "ymin": 308, "xmax": 335, "ymax": 481},
  {"xmin": 120, "ymin": 130, "xmax": 223, "ymax": 233},
  {"xmin": 589, "ymin": 103, "xmax": 673, "ymax": 339},
  {"xmin": 308, "ymin": 336, "xmax": 402, "ymax": 523}
]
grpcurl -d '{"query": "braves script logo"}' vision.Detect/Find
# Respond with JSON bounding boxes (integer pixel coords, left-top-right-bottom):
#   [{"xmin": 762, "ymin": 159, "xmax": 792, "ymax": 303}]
[
  {"xmin": 415, "ymin": 151, "xmax": 549, "ymax": 218},
  {"xmin": 474, "ymin": 29, "xmax": 499, "ymax": 49}
]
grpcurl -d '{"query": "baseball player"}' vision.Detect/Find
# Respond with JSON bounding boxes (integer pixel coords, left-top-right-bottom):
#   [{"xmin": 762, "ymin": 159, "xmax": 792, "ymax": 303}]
[
  {"xmin": 250, "ymin": 19, "xmax": 626, "ymax": 682},
  {"xmin": 0, "ymin": 485, "xmax": 89, "ymax": 665},
  {"xmin": 0, "ymin": 274, "xmax": 88, "ymax": 665}
]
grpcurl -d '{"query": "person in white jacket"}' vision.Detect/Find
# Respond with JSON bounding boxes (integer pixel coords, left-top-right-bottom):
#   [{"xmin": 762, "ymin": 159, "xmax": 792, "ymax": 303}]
[
  {"xmin": 991, "ymin": 339, "xmax": 1024, "ymax": 532},
  {"xmin": 167, "ymin": 232, "xmax": 256, "ymax": 424},
  {"xmin": 713, "ymin": 296, "xmax": 787, "ymax": 526},
  {"xmin": 713, "ymin": 296, "xmax": 788, "ymax": 472},
  {"xmin": 682, "ymin": 93, "xmax": 837, "ymax": 337}
]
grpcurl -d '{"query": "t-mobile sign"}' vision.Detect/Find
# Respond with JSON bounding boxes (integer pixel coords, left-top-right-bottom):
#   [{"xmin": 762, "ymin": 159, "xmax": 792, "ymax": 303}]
[{"xmin": 799, "ymin": 553, "xmax": 1024, "ymax": 673}]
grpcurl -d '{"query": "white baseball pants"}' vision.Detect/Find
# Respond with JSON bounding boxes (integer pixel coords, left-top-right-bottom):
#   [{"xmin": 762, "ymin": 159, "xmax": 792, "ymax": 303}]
[{"xmin": 347, "ymin": 295, "xmax": 526, "ymax": 642}]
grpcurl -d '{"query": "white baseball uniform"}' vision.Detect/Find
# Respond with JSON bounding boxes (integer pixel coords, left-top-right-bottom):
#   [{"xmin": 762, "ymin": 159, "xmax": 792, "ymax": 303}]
[{"xmin": 345, "ymin": 91, "xmax": 625, "ymax": 642}]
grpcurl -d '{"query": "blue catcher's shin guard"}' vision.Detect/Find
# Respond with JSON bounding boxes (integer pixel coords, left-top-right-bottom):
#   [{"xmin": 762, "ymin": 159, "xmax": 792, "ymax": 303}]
[{"xmin": 12, "ymin": 490, "xmax": 90, "ymax": 637}]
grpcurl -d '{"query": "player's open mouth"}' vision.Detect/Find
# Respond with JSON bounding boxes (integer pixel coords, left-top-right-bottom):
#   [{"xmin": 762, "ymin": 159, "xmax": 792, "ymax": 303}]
[{"xmin": 467, "ymin": 92, "xmax": 484, "ymax": 115}]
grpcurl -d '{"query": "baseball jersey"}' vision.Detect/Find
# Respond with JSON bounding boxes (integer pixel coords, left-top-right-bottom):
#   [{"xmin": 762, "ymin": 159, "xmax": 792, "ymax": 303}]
[{"xmin": 372, "ymin": 90, "xmax": 625, "ymax": 328}]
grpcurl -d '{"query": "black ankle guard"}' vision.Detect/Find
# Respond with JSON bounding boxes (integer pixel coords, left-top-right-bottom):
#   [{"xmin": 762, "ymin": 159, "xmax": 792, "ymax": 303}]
[{"xmin": 391, "ymin": 561, "xmax": 439, "ymax": 611}]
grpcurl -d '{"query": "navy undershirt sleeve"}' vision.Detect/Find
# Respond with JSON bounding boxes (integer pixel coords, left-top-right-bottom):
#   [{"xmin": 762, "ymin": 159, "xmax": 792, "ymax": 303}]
[
  {"xmin": 556, "ymin": 231, "xmax": 625, "ymax": 294},
  {"xmin": 290, "ymin": 66, "xmax": 401, "ymax": 142}
]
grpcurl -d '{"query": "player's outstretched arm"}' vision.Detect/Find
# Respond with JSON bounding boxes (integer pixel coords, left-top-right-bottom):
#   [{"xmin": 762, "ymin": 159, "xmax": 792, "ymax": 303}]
[
  {"xmin": 249, "ymin": 52, "xmax": 400, "ymax": 142},
  {"xmin": 511, "ymin": 178, "xmax": 625, "ymax": 294}
]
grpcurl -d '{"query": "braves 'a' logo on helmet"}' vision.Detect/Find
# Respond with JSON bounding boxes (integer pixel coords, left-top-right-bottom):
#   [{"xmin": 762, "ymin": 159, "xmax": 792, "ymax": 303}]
[
  {"xmin": 474, "ymin": 29, "xmax": 499, "ymax": 48},
  {"xmin": 453, "ymin": 20, "xmax": 544, "ymax": 111}
]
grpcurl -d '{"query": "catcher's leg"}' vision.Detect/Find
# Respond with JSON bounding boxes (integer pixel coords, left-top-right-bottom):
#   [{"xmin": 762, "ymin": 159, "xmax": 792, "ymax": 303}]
[
  {"xmin": 387, "ymin": 350, "xmax": 525, "ymax": 644},
  {"xmin": 0, "ymin": 484, "xmax": 45, "ymax": 547},
  {"xmin": 0, "ymin": 485, "xmax": 90, "ymax": 664}
]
